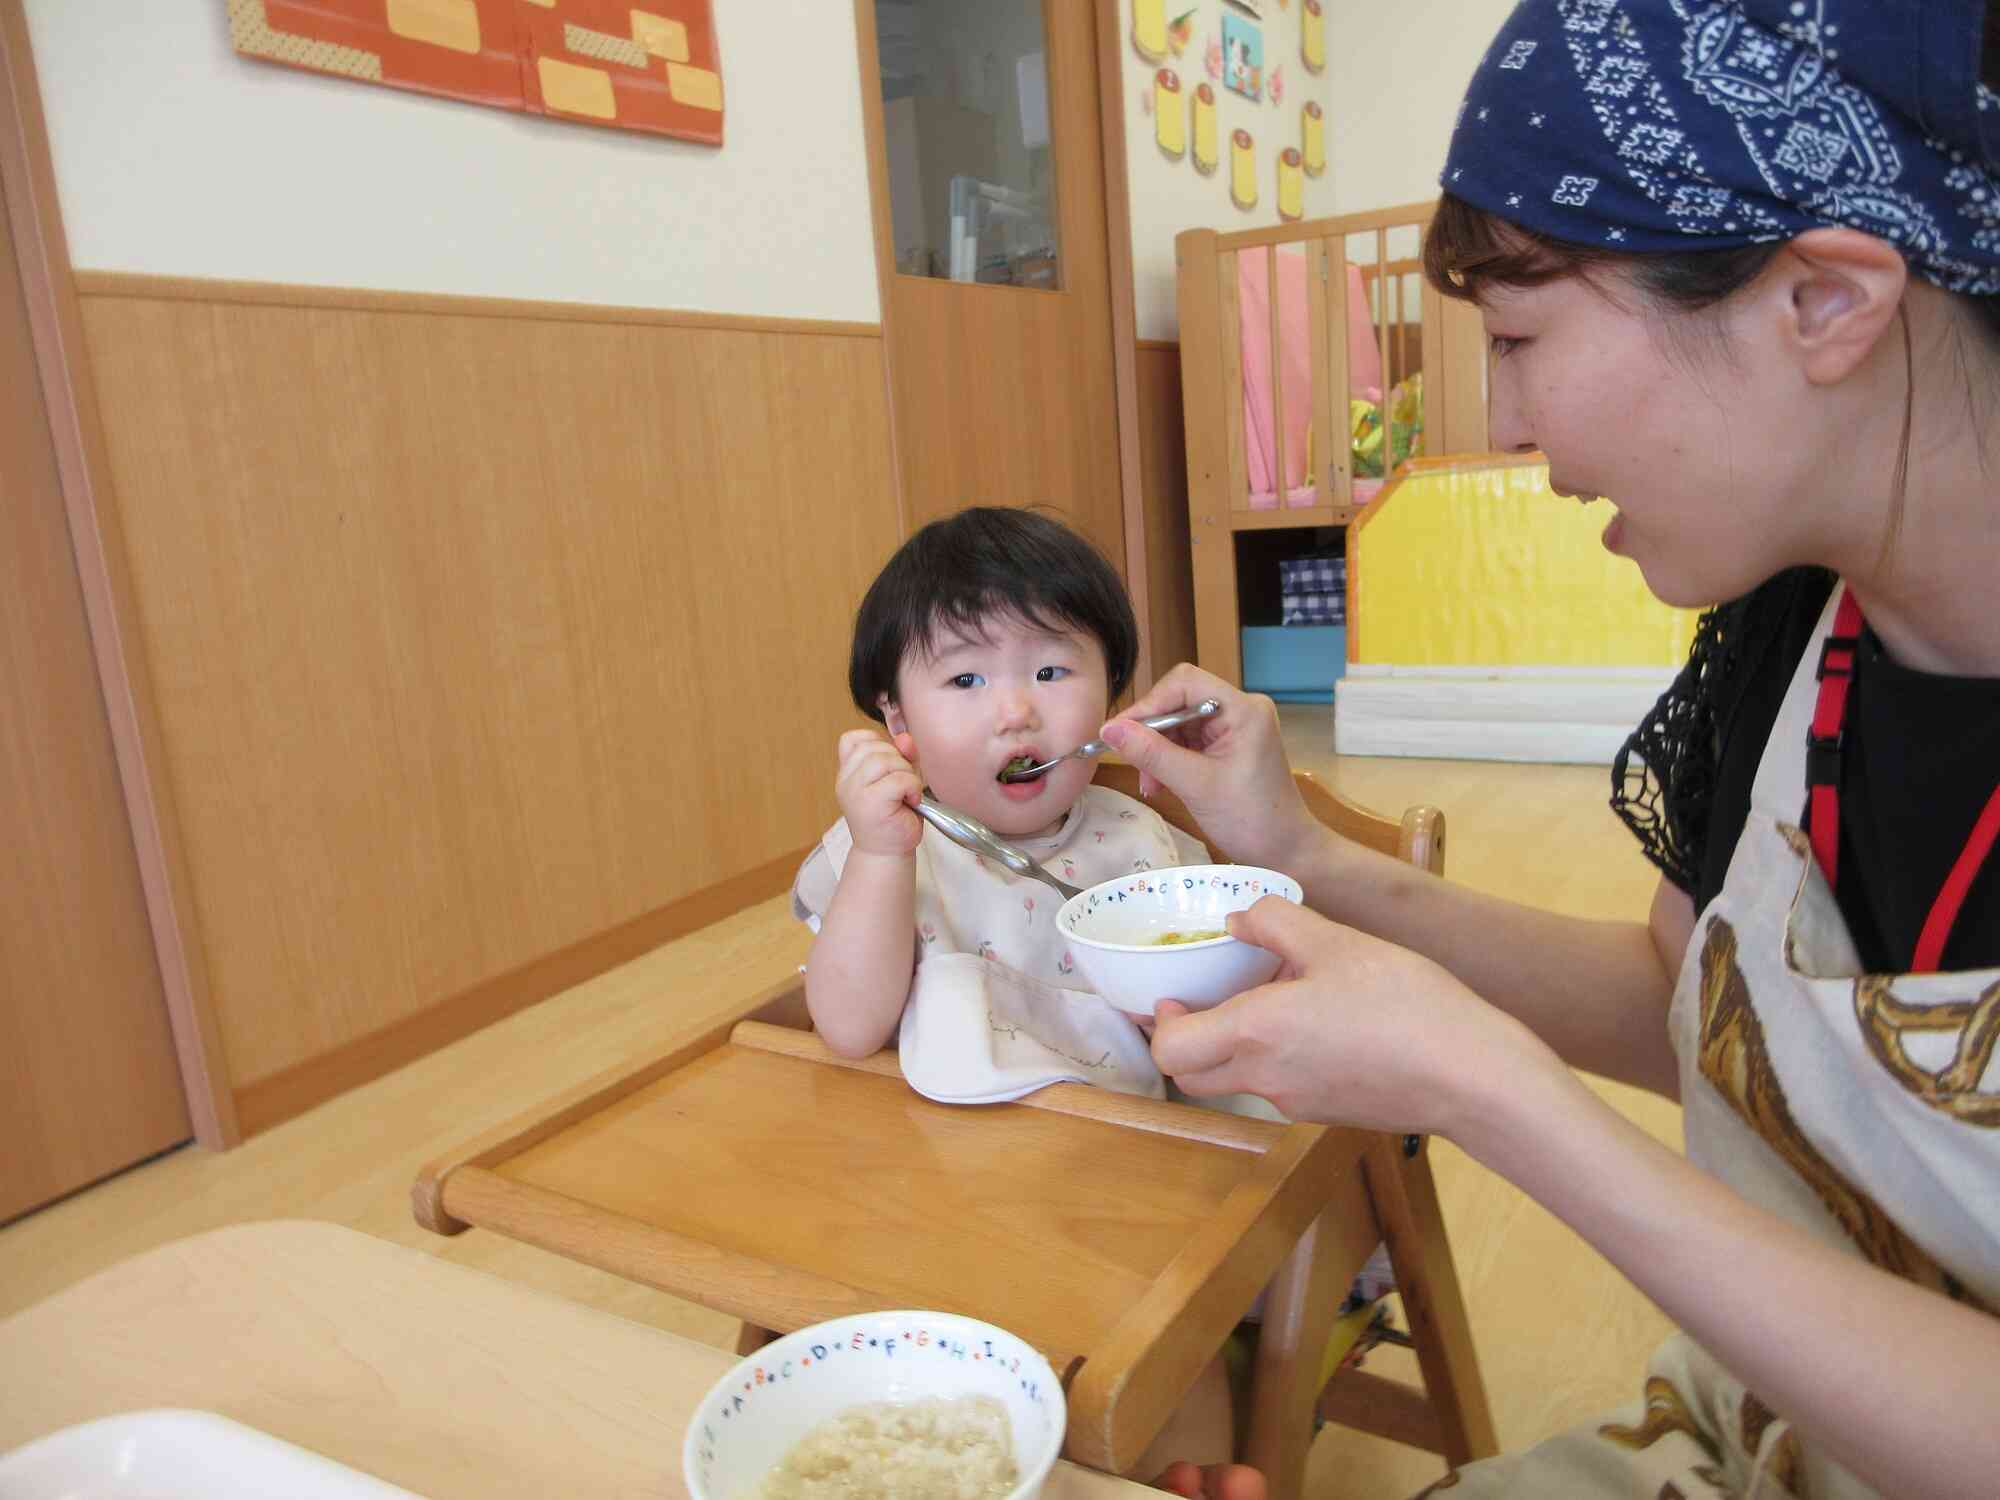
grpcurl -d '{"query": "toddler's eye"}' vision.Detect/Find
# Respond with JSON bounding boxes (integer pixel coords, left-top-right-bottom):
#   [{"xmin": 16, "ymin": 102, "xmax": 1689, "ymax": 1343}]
[
  {"xmin": 1036, "ymin": 665, "xmax": 1072, "ymax": 682},
  {"xmin": 1489, "ymin": 336, "xmax": 1525, "ymax": 360},
  {"xmin": 949, "ymin": 672, "xmax": 985, "ymax": 690}
]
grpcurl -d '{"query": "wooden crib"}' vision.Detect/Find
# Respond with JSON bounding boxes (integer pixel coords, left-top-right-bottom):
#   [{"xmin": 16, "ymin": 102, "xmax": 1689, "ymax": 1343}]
[{"xmin": 1174, "ymin": 200, "xmax": 1492, "ymax": 686}]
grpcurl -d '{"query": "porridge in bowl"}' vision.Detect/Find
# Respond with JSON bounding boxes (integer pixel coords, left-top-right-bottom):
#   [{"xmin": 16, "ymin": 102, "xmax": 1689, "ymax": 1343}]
[
  {"xmin": 684, "ymin": 1311, "xmax": 1064, "ymax": 1500},
  {"xmin": 744, "ymin": 1395, "xmax": 1016, "ymax": 1500},
  {"xmin": 1057, "ymin": 864, "xmax": 1303, "ymax": 1015},
  {"xmin": 1151, "ymin": 929, "xmax": 1226, "ymax": 946}
]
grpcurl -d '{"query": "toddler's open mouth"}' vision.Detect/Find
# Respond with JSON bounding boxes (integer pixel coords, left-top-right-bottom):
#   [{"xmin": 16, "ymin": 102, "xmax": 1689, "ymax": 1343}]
[{"xmin": 997, "ymin": 750, "xmax": 1044, "ymax": 784}]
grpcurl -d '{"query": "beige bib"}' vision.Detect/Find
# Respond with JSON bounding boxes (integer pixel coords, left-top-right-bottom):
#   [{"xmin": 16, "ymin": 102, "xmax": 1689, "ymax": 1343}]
[{"xmin": 802, "ymin": 785, "xmax": 1203, "ymax": 1103}]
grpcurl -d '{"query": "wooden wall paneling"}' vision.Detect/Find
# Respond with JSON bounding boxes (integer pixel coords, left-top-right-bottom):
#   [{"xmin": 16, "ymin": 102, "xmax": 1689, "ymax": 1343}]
[
  {"xmin": 68, "ymin": 274, "xmax": 885, "ymax": 339},
  {"xmin": 0, "ymin": 0, "xmax": 233, "ymax": 1149},
  {"xmin": 74, "ymin": 281, "xmax": 901, "ymax": 1131},
  {"xmin": 0, "ymin": 124, "xmax": 189, "ymax": 1225},
  {"xmin": 1133, "ymin": 341, "xmax": 1196, "ymax": 675}
]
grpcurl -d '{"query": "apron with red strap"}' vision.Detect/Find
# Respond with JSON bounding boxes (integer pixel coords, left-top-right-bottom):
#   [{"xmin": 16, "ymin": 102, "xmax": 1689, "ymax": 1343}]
[{"xmin": 1422, "ymin": 584, "xmax": 2000, "ymax": 1500}]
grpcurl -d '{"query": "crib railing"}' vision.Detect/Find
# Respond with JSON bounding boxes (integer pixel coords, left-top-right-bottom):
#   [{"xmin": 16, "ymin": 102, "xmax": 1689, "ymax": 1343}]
[
  {"xmin": 1174, "ymin": 200, "xmax": 1492, "ymax": 683},
  {"xmin": 1175, "ymin": 200, "xmax": 1489, "ymax": 531}
]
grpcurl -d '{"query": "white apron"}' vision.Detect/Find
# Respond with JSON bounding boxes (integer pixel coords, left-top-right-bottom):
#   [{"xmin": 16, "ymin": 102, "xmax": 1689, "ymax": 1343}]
[
  {"xmin": 1422, "ymin": 587, "xmax": 2000, "ymax": 1499},
  {"xmin": 800, "ymin": 785, "xmax": 1196, "ymax": 1104}
]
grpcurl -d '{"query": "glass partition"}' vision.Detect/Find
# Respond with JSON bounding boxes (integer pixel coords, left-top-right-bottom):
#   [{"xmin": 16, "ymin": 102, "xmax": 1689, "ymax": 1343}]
[{"xmin": 875, "ymin": 0, "xmax": 1062, "ymax": 288}]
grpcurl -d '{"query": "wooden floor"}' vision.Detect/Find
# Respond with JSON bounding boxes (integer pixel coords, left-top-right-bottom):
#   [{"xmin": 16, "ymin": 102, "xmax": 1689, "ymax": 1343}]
[{"xmin": 0, "ymin": 705, "xmax": 1679, "ymax": 1497}]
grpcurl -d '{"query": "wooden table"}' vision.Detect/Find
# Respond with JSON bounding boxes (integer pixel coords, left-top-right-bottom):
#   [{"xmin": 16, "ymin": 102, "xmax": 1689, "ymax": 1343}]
[
  {"xmin": 414, "ymin": 979, "xmax": 1494, "ymax": 1499},
  {"xmin": 0, "ymin": 1219, "xmax": 1153, "ymax": 1499}
]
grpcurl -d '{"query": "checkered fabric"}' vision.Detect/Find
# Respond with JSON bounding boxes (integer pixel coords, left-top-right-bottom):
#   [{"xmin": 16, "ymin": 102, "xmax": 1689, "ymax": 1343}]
[
  {"xmin": 1281, "ymin": 593, "xmax": 1346, "ymax": 626},
  {"xmin": 1278, "ymin": 557, "xmax": 1347, "ymax": 595}
]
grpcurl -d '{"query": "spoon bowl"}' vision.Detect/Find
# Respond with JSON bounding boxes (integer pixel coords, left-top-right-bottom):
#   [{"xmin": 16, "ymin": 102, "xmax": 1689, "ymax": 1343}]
[{"xmin": 998, "ymin": 699, "xmax": 1221, "ymax": 783}]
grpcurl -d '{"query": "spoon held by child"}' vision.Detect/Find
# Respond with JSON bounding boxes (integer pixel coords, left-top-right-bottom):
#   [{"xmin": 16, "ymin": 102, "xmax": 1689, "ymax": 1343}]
[
  {"xmin": 998, "ymin": 698, "xmax": 1222, "ymax": 783},
  {"xmin": 913, "ymin": 796, "xmax": 1082, "ymax": 901}
]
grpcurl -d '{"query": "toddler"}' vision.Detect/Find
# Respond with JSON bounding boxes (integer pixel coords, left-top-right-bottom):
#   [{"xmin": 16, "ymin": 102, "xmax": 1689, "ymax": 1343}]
[
  {"xmin": 793, "ymin": 506, "xmax": 1256, "ymax": 1489},
  {"xmin": 794, "ymin": 507, "xmax": 1381, "ymax": 1497},
  {"xmin": 792, "ymin": 506, "xmax": 1207, "ymax": 1098}
]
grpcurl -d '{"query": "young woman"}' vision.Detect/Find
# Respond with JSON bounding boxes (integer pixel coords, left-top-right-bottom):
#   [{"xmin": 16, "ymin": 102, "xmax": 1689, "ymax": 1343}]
[{"xmin": 1107, "ymin": 2, "xmax": 2000, "ymax": 1495}]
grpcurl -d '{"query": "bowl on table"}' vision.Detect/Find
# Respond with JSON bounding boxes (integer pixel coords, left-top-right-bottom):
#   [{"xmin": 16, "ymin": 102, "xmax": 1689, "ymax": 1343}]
[
  {"xmin": 683, "ymin": 1309, "xmax": 1065, "ymax": 1500},
  {"xmin": 1056, "ymin": 864, "xmax": 1302, "ymax": 1017}
]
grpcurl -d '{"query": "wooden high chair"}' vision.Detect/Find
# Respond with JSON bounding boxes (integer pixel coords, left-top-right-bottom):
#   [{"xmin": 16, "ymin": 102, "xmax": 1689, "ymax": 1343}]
[{"xmin": 413, "ymin": 767, "xmax": 1495, "ymax": 1499}]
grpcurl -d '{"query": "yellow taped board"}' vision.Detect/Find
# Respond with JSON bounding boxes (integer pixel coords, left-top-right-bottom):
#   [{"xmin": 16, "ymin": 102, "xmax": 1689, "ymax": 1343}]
[
  {"xmin": 385, "ymin": 0, "xmax": 480, "ymax": 54},
  {"xmin": 666, "ymin": 62, "xmax": 722, "ymax": 111},
  {"xmin": 631, "ymin": 9, "xmax": 690, "ymax": 62},
  {"xmin": 537, "ymin": 55, "xmax": 616, "ymax": 119}
]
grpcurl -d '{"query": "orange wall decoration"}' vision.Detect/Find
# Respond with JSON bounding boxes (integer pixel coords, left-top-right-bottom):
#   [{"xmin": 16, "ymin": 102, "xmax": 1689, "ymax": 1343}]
[{"xmin": 227, "ymin": 0, "xmax": 724, "ymax": 146}]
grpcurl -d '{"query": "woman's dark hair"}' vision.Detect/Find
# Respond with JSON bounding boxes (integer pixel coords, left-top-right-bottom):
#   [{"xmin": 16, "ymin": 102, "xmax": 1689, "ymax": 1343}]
[
  {"xmin": 848, "ymin": 506, "xmax": 1138, "ymax": 721},
  {"xmin": 1421, "ymin": 192, "xmax": 1785, "ymax": 317}
]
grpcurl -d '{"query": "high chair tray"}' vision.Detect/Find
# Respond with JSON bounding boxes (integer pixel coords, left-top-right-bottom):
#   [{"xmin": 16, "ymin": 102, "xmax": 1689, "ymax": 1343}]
[{"xmin": 413, "ymin": 977, "xmax": 1475, "ymax": 1491}]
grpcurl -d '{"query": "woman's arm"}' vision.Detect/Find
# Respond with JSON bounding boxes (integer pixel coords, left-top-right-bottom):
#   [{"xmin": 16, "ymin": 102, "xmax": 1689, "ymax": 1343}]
[
  {"xmin": 1292, "ymin": 825, "xmax": 1692, "ymax": 1096},
  {"xmin": 1104, "ymin": 667, "xmax": 1690, "ymax": 1095},
  {"xmin": 1153, "ymin": 900, "xmax": 2000, "ymax": 1500},
  {"xmin": 803, "ymin": 730, "xmax": 923, "ymax": 1057}
]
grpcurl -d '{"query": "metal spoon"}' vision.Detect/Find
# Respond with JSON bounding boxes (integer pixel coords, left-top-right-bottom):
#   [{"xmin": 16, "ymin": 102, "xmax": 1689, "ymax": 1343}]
[
  {"xmin": 914, "ymin": 796, "xmax": 1081, "ymax": 901},
  {"xmin": 997, "ymin": 698, "xmax": 1222, "ymax": 783}
]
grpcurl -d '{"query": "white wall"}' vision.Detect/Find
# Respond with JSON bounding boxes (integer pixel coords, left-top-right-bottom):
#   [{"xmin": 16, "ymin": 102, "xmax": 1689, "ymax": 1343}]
[
  {"xmin": 1326, "ymin": 0, "xmax": 1514, "ymax": 216},
  {"xmin": 23, "ymin": 1, "xmax": 881, "ymax": 323},
  {"xmin": 1115, "ymin": 0, "xmax": 1515, "ymax": 339},
  {"xmin": 1118, "ymin": 0, "xmax": 1339, "ymax": 341}
]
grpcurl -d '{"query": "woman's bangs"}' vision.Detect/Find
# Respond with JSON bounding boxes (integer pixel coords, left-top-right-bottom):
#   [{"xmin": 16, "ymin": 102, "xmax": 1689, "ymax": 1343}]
[{"xmin": 1424, "ymin": 194, "xmax": 1604, "ymax": 301}]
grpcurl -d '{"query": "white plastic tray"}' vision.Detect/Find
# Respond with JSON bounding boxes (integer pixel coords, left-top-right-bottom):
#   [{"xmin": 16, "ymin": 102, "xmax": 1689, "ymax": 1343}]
[{"xmin": 0, "ymin": 1410, "xmax": 424, "ymax": 1498}]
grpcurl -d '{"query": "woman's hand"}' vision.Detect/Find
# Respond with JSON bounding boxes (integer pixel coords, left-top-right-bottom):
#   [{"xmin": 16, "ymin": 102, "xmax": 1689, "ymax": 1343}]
[
  {"xmin": 1149, "ymin": 895, "xmax": 1561, "ymax": 1138},
  {"xmin": 835, "ymin": 729, "xmax": 923, "ymax": 857},
  {"xmin": 1099, "ymin": 665, "xmax": 1322, "ymax": 875}
]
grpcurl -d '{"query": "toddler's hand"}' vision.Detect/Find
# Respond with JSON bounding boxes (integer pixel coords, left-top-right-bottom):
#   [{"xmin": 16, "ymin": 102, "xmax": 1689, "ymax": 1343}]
[{"xmin": 836, "ymin": 729, "xmax": 923, "ymax": 857}]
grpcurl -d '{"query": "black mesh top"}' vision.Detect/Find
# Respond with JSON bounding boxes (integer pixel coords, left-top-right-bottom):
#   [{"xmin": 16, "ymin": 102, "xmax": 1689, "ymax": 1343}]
[{"xmin": 1611, "ymin": 568, "xmax": 2000, "ymax": 973}]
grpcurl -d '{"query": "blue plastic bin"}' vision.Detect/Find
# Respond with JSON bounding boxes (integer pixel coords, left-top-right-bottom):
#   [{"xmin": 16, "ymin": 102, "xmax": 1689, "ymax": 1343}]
[{"xmin": 1241, "ymin": 625, "xmax": 1347, "ymax": 704}]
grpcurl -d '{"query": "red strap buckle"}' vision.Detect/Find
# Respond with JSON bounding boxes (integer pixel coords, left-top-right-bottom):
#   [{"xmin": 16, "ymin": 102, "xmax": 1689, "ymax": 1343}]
[{"xmin": 1816, "ymin": 632, "xmax": 1858, "ymax": 682}]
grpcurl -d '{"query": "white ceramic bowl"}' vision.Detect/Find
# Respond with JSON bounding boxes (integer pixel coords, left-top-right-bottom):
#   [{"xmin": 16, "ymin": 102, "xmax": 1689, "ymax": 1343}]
[
  {"xmin": 1057, "ymin": 863, "xmax": 1302, "ymax": 1016},
  {"xmin": 684, "ymin": 1310, "xmax": 1066, "ymax": 1500}
]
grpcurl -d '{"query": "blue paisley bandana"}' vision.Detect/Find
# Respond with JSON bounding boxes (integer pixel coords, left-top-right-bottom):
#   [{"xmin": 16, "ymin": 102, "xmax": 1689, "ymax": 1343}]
[{"xmin": 1440, "ymin": 0, "xmax": 2000, "ymax": 294}]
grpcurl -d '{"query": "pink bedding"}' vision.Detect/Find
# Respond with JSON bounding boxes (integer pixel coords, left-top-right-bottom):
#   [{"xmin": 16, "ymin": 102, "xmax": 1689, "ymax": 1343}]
[{"xmin": 1236, "ymin": 249, "xmax": 1382, "ymax": 507}]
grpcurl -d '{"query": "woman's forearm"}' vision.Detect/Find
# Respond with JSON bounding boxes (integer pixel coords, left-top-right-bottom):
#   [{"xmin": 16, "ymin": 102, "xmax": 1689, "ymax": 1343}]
[
  {"xmin": 1465, "ymin": 1060, "xmax": 2000, "ymax": 1500},
  {"xmin": 1291, "ymin": 827, "xmax": 1683, "ymax": 1095},
  {"xmin": 804, "ymin": 851, "xmax": 916, "ymax": 1057}
]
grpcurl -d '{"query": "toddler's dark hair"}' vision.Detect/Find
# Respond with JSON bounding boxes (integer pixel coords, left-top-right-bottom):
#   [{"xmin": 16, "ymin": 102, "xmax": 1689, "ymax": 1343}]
[{"xmin": 849, "ymin": 507, "xmax": 1138, "ymax": 721}]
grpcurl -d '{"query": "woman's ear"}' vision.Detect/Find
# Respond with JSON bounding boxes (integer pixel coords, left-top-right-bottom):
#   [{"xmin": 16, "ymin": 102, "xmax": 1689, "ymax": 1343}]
[{"xmin": 1779, "ymin": 227, "xmax": 1908, "ymax": 386}]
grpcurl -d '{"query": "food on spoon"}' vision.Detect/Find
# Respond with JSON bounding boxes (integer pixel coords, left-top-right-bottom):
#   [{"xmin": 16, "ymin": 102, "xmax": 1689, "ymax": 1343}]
[
  {"xmin": 743, "ymin": 1394, "xmax": 1017, "ymax": 1500},
  {"xmin": 1000, "ymin": 755, "xmax": 1038, "ymax": 780},
  {"xmin": 1153, "ymin": 929, "xmax": 1226, "ymax": 946}
]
